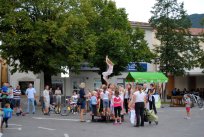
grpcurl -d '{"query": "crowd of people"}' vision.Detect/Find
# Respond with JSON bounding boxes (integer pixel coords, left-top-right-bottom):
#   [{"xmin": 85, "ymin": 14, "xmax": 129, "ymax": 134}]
[
  {"xmin": 0, "ymin": 81, "xmax": 194, "ymax": 133},
  {"xmin": 76, "ymin": 82, "xmax": 160, "ymax": 126}
]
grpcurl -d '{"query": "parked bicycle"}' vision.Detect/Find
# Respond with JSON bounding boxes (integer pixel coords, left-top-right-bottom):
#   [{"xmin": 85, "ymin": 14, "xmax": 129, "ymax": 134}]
[{"xmin": 183, "ymin": 94, "xmax": 203, "ymax": 108}]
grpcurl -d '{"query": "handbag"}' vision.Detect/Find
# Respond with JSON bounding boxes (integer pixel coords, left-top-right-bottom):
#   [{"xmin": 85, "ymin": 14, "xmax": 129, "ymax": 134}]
[{"xmin": 77, "ymin": 98, "xmax": 83, "ymax": 105}]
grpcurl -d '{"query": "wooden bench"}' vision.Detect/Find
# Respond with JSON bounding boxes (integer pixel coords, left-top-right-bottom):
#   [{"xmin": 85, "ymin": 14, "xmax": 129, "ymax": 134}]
[{"xmin": 170, "ymin": 96, "xmax": 185, "ymax": 107}]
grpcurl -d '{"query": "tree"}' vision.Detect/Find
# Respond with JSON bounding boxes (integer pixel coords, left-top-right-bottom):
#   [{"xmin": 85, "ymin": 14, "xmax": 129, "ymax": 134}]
[
  {"xmin": 0, "ymin": 0, "xmax": 97, "ymax": 86},
  {"xmin": 198, "ymin": 18, "xmax": 204, "ymax": 69},
  {"xmin": 149, "ymin": 0, "xmax": 202, "ymax": 76},
  {"xmin": 89, "ymin": 0, "xmax": 154, "ymax": 84},
  {"xmin": 88, "ymin": 0, "xmax": 131, "ymax": 84}
]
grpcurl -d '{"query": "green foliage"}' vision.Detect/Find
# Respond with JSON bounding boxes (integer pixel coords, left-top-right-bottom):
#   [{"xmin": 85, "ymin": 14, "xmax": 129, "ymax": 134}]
[
  {"xmin": 90, "ymin": 0, "xmax": 154, "ymax": 77},
  {"xmin": 0, "ymin": 0, "xmax": 154, "ymax": 84},
  {"xmin": 0, "ymin": 0, "xmax": 97, "ymax": 76},
  {"xmin": 89, "ymin": 0, "xmax": 131, "ymax": 76},
  {"xmin": 149, "ymin": 0, "xmax": 202, "ymax": 75}
]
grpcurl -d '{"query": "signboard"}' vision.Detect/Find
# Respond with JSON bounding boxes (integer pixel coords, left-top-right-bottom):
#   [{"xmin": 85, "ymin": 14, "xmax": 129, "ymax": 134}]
[{"xmin": 127, "ymin": 62, "xmax": 147, "ymax": 72}]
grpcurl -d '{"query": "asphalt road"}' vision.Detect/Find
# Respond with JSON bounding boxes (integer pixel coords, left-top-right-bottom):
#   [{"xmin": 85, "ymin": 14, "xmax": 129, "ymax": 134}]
[{"xmin": 2, "ymin": 107, "xmax": 204, "ymax": 137}]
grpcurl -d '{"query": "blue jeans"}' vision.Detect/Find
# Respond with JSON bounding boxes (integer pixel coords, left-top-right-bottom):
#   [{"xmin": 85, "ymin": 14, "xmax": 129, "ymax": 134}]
[{"xmin": 27, "ymin": 98, "xmax": 35, "ymax": 113}]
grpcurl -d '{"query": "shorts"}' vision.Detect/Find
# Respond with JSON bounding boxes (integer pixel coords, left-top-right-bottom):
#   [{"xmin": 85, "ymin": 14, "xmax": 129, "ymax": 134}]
[
  {"xmin": 103, "ymin": 99, "xmax": 109, "ymax": 109},
  {"xmin": 14, "ymin": 99, "xmax": 21, "ymax": 107},
  {"xmin": 56, "ymin": 95, "xmax": 61, "ymax": 105},
  {"xmin": 80, "ymin": 100, "xmax": 86, "ymax": 109},
  {"xmin": 44, "ymin": 102, "xmax": 50, "ymax": 108},
  {"xmin": 186, "ymin": 107, "xmax": 190, "ymax": 112}
]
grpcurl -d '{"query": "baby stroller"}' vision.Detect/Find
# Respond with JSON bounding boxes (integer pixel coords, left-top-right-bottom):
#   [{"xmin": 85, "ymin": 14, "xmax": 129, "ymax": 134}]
[{"xmin": 144, "ymin": 108, "xmax": 158, "ymax": 125}]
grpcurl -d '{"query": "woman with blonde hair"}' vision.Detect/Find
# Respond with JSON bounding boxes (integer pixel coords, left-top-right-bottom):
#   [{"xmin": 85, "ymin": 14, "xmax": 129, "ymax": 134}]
[{"xmin": 78, "ymin": 82, "xmax": 86, "ymax": 122}]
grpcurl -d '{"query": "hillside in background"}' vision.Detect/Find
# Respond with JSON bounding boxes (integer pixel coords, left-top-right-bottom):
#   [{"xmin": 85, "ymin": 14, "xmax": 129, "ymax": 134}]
[{"xmin": 189, "ymin": 14, "xmax": 204, "ymax": 28}]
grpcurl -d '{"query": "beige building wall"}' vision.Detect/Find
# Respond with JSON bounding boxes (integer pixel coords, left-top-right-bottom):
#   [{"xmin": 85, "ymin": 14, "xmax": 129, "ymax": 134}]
[
  {"xmin": 196, "ymin": 76, "xmax": 204, "ymax": 88},
  {"xmin": 174, "ymin": 76, "xmax": 188, "ymax": 90}
]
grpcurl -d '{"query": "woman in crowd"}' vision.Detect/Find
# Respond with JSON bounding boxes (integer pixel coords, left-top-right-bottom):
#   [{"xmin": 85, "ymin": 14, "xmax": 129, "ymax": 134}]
[
  {"xmin": 124, "ymin": 84, "xmax": 132, "ymax": 114},
  {"xmin": 101, "ymin": 85, "xmax": 110, "ymax": 116},
  {"xmin": 102, "ymin": 56, "xmax": 114, "ymax": 84},
  {"xmin": 148, "ymin": 84, "xmax": 157, "ymax": 114},
  {"xmin": 43, "ymin": 85, "xmax": 50, "ymax": 115},
  {"xmin": 131, "ymin": 85, "xmax": 146, "ymax": 127},
  {"xmin": 78, "ymin": 82, "xmax": 86, "ymax": 122},
  {"xmin": 55, "ymin": 87, "xmax": 62, "ymax": 114}
]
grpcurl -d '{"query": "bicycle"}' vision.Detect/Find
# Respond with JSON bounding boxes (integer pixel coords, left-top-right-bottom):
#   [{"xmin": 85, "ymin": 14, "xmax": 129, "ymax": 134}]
[
  {"xmin": 60, "ymin": 99, "xmax": 72, "ymax": 116},
  {"xmin": 183, "ymin": 94, "xmax": 204, "ymax": 108}
]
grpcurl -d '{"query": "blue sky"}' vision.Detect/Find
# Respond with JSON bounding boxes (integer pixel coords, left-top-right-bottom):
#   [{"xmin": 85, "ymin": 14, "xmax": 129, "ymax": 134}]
[{"xmin": 114, "ymin": 0, "xmax": 204, "ymax": 22}]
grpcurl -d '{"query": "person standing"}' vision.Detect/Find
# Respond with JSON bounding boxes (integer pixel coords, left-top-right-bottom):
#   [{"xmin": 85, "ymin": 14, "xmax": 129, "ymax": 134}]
[
  {"xmin": 131, "ymin": 85, "xmax": 146, "ymax": 127},
  {"xmin": 49, "ymin": 88, "xmax": 54, "ymax": 105},
  {"xmin": 1, "ymin": 83, "xmax": 9, "ymax": 108},
  {"xmin": 13, "ymin": 85, "xmax": 22, "ymax": 115},
  {"xmin": 7, "ymin": 85, "xmax": 14, "ymax": 109},
  {"xmin": 55, "ymin": 87, "xmax": 62, "ymax": 114},
  {"xmin": 43, "ymin": 85, "xmax": 50, "ymax": 115},
  {"xmin": 124, "ymin": 84, "xmax": 132, "ymax": 114},
  {"xmin": 113, "ymin": 89, "xmax": 123, "ymax": 125},
  {"xmin": 78, "ymin": 83, "xmax": 86, "ymax": 122},
  {"xmin": 26, "ymin": 83, "xmax": 36, "ymax": 114},
  {"xmin": 143, "ymin": 83, "xmax": 149, "ymax": 94},
  {"xmin": 148, "ymin": 84, "xmax": 157, "ymax": 114},
  {"xmin": 184, "ymin": 94, "xmax": 191, "ymax": 120}
]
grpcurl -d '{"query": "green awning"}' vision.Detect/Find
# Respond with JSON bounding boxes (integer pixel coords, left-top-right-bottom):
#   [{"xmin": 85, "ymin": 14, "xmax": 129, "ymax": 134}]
[{"xmin": 125, "ymin": 72, "xmax": 168, "ymax": 83}]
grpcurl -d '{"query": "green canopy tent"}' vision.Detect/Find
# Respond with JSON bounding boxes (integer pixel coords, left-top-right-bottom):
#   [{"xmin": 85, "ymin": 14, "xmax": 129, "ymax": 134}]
[
  {"xmin": 126, "ymin": 72, "xmax": 168, "ymax": 108},
  {"xmin": 125, "ymin": 72, "xmax": 168, "ymax": 83}
]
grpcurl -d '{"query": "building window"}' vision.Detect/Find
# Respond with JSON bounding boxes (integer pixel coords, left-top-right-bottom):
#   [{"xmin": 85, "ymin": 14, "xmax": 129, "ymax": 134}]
[
  {"xmin": 94, "ymin": 79, "xmax": 102, "ymax": 89},
  {"xmin": 52, "ymin": 79, "xmax": 63, "ymax": 95}
]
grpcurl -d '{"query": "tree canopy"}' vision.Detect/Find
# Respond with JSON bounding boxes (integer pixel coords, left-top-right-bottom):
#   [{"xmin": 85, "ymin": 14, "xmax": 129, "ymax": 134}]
[{"xmin": 149, "ymin": 0, "xmax": 203, "ymax": 76}]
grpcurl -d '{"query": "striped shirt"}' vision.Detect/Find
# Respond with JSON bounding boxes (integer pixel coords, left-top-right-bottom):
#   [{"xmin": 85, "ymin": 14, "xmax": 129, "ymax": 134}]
[{"xmin": 13, "ymin": 89, "xmax": 21, "ymax": 100}]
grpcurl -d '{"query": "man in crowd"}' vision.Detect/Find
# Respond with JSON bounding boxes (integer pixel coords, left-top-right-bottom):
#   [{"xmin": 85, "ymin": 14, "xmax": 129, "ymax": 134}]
[{"xmin": 26, "ymin": 83, "xmax": 36, "ymax": 114}]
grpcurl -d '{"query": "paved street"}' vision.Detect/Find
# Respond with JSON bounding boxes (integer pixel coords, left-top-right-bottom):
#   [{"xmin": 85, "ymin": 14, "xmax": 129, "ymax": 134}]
[{"xmin": 2, "ymin": 106, "xmax": 204, "ymax": 137}]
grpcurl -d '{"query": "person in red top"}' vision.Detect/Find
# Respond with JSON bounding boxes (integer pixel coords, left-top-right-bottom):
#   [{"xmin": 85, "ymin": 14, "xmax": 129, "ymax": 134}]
[{"xmin": 113, "ymin": 89, "xmax": 122, "ymax": 125}]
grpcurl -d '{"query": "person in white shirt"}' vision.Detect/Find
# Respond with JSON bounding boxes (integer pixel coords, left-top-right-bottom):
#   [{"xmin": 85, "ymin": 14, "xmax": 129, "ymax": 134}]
[
  {"xmin": 143, "ymin": 83, "xmax": 149, "ymax": 94},
  {"xmin": 26, "ymin": 83, "xmax": 36, "ymax": 114},
  {"xmin": 131, "ymin": 85, "xmax": 146, "ymax": 127},
  {"xmin": 43, "ymin": 85, "xmax": 50, "ymax": 115},
  {"xmin": 124, "ymin": 84, "xmax": 132, "ymax": 113},
  {"xmin": 100, "ymin": 85, "xmax": 110, "ymax": 115}
]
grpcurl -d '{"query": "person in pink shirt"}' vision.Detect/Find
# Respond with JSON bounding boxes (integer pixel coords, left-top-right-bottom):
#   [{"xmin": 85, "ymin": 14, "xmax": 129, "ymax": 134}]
[{"xmin": 113, "ymin": 89, "xmax": 122, "ymax": 125}]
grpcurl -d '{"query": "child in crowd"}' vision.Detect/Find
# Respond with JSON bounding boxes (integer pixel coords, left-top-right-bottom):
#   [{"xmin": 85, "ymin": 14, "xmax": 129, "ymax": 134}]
[
  {"xmin": 71, "ymin": 91, "xmax": 78, "ymax": 114},
  {"xmin": 1, "ymin": 103, "xmax": 13, "ymax": 128},
  {"xmin": 91, "ymin": 91, "xmax": 97, "ymax": 117},
  {"xmin": 185, "ymin": 94, "xmax": 191, "ymax": 120},
  {"xmin": 113, "ymin": 89, "xmax": 122, "ymax": 125}
]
